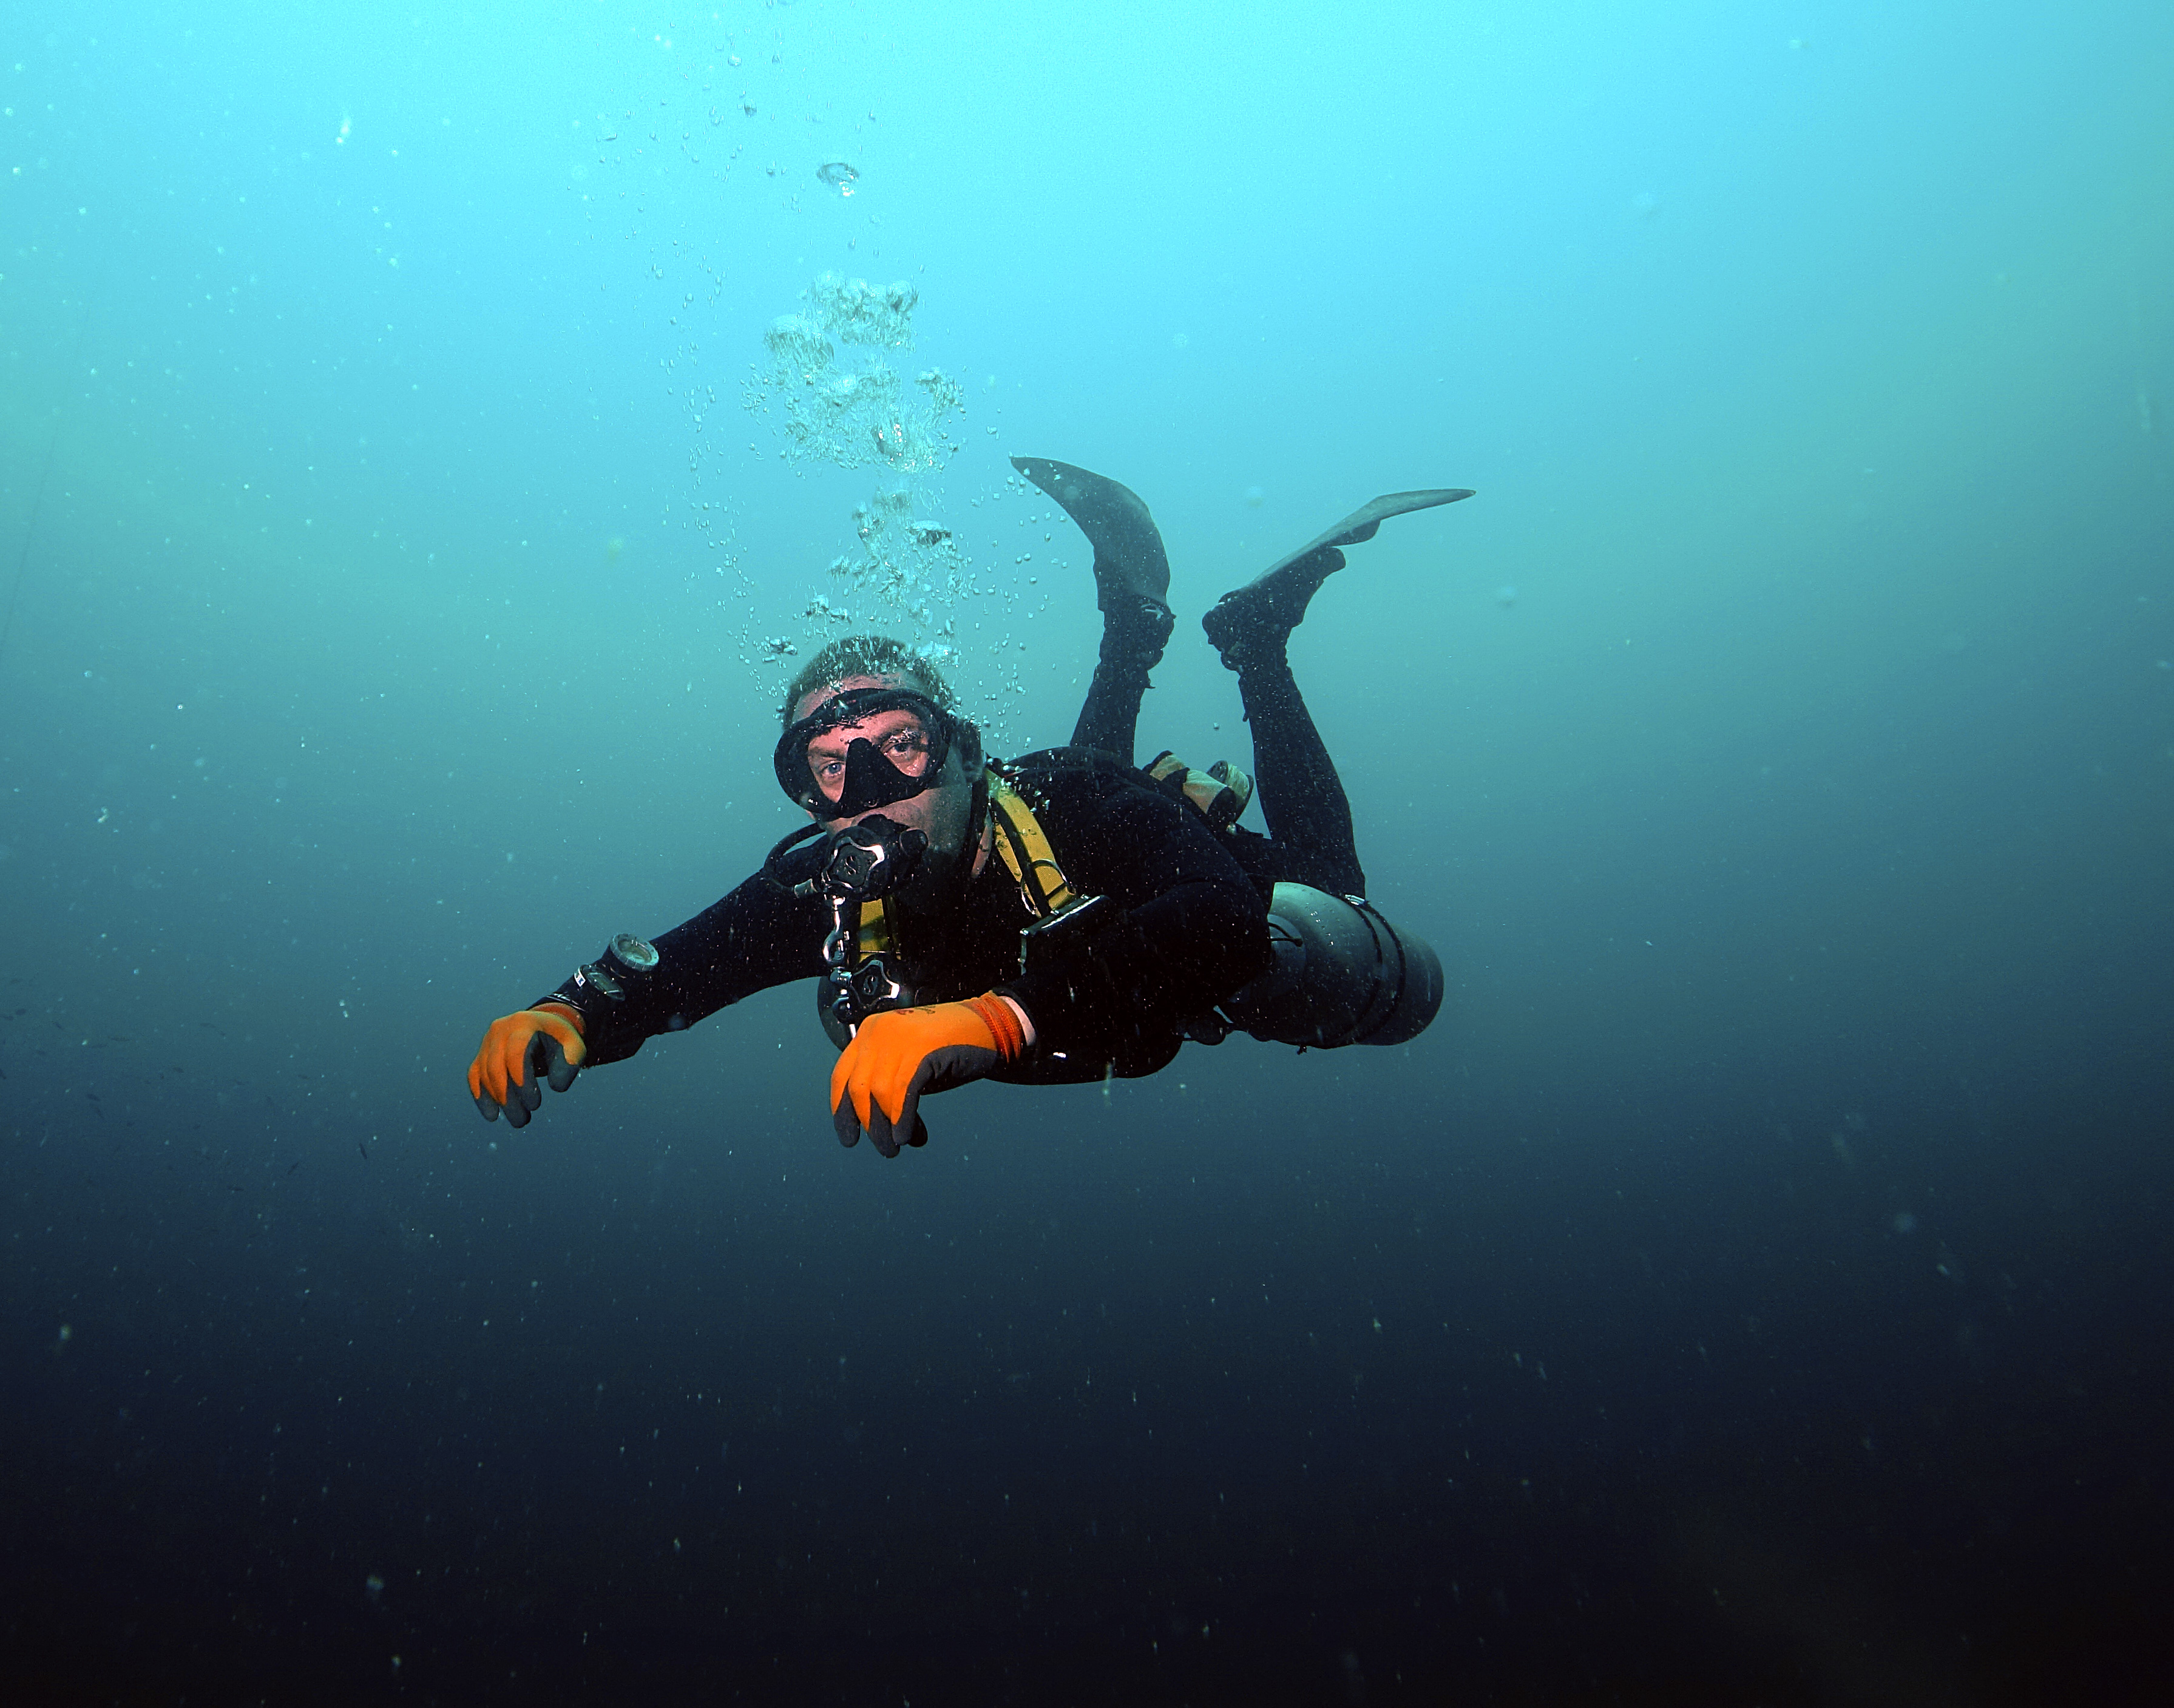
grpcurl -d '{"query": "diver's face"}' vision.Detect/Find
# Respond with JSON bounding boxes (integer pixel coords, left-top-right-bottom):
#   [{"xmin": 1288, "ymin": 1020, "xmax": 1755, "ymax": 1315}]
[
  {"xmin": 794, "ymin": 674, "xmax": 980, "ymax": 868},
  {"xmin": 803, "ymin": 707, "xmax": 936, "ymax": 806}
]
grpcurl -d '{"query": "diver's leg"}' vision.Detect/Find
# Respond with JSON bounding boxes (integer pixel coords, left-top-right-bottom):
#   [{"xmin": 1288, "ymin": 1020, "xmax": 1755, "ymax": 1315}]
[
  {"xmin": 1071, "ymin": 603, "xmax": 1173, "ymax": 763},
  {"xmin": 1011, "ymin": 456, "xmax": 1173, "ymax": 765},
  {"xmin": 1222, "ymin": 621, "xmax": 1366, "ymax": 898},
  {"xmin": 1200, "ymin": 489, "xmax": 1474, "ymax": 893}
]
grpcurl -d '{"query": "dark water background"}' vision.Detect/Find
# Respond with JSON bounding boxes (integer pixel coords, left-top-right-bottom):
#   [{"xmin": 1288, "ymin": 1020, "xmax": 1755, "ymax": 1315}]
[{"xmin": 4, "ymin": 2, "xmax": 2171, "ymax": 1701}]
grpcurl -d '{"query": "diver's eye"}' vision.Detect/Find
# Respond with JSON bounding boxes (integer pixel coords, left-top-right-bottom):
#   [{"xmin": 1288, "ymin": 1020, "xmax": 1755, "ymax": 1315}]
[{"xmin": 882, "ymin": 730, "xmax": 930, "ymax": 770}]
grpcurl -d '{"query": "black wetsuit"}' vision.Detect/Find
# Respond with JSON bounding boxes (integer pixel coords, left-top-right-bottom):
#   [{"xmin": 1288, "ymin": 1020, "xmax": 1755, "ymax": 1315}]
[
  {"xmin": 545, "ymin": 750, "xmax": 1272, "ymax": 1085},
  {"xmin": 1075, "ymin": 617, "xmax": 1364, "ymax": 899}
]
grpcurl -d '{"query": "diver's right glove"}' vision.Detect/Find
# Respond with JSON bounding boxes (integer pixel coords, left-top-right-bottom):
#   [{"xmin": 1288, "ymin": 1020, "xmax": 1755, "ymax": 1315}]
[
  {"xmin": 830, "ymin": 995, "xmax": 1028, "ymax": 1157},
  {"xmin": 468, "ymin": 1003, "xmax": 586, "ymax": 1127}
]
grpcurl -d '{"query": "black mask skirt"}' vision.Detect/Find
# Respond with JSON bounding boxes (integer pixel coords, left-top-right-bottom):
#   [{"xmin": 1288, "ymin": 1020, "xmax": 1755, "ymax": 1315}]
[{"xmin": 774, "ymin": 687, "xmax": 960, "ymax": 818}]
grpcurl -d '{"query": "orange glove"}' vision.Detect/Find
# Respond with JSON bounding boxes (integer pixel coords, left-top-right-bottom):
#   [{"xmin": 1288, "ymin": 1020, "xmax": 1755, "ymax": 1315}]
[
  {"xmin": 830, "ymin": 995, "xmax": 1027, "ymax": 1157},
  {"xmin": 468, "ymin": 1003, "xmax": 587, "ymax": 1128}
]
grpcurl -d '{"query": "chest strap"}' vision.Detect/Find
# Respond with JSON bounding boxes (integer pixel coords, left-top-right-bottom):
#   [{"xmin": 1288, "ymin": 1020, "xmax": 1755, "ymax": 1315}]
[
  {"xmin": 986, "ymin": 773, "xmax": 1075, "ymax": 918},
  {"xmin": 853, "ymin": 773, "xmax": 1075, "ymax": 959}
]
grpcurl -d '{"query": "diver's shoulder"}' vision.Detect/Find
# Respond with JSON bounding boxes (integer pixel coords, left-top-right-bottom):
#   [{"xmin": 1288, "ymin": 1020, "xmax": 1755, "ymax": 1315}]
[{"xmin": 994, "ymin": 747, "xmax": 1153, "ymax": 802}]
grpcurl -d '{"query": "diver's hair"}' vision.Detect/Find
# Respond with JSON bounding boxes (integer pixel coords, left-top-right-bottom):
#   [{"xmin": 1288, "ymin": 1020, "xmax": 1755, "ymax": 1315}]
[{"xmin": 781, "ymin": 634, "xmax": 956, "ymax": 725}]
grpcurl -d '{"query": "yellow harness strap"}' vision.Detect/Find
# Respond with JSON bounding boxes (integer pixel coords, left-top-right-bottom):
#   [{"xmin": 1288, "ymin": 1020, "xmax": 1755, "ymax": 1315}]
[
  {"xmin": 855, "ymin": 773, "xmax": 1076, "ymax": 959},
  {"xmin": 986, "ymin": 774, "xmax": 1075, "ymax": 917}
]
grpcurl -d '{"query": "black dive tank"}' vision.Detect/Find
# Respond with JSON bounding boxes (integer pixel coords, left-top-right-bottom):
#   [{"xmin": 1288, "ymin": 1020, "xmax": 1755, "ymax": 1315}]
[{"xmin": 1221, "ymin": 884, "xmax": 1444, "ymax": 1049}]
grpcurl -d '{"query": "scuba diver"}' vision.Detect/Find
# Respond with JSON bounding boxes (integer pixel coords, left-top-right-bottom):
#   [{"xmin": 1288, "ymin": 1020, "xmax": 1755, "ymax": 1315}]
[{"xmin": 467, "ymin": 460, "xmax": 1472, "ymax": 1156}]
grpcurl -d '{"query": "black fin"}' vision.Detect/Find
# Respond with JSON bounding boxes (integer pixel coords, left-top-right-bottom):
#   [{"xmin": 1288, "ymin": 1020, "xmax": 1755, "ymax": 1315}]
[
  {"xmin": 1203, "ymin": 487, "xmax": 1474, "ymax": 663},
  {"xmin": 1011, "ymin": 456, "xmax": 1173, "ymax": 615}
]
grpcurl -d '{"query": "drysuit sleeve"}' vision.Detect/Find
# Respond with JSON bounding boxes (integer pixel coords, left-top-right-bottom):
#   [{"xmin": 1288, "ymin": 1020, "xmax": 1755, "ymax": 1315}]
[
  {"xmin": 538, "ymin": 869, "xmax": 828, "ymax": 1066},
  {"xmin": 997, "ymin": 781, "xmax": 1270, "ymax": 1079}
]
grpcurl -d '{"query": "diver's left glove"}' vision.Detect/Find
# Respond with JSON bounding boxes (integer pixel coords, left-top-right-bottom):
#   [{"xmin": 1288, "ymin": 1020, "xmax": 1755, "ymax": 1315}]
[
  {"xmin": 468, "ymin": 1003, "xmax": 587, "ymax": 1128},
  {"xmin": 830, "ymin": 995, "xmax": 1028, "ymax": 1157}
]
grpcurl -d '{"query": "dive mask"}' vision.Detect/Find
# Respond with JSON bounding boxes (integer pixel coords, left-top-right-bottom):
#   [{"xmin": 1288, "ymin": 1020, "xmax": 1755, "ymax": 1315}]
[{"xmin": 774, "ymin": 686, "xmax": 969, "ymax": 818}]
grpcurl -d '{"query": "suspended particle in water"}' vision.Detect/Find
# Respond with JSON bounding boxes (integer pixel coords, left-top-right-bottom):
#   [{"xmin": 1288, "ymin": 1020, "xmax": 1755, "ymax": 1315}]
[{"xmin": 816, "ymin": 158, "xmax": 859, "ymax": 197}]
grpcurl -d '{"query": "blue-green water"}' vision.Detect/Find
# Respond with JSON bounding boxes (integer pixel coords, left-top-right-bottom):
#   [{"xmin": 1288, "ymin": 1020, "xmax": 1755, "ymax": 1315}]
[{"xmin": 4, "ymin": 3, "xmax": 2170, "ymax": 1700}]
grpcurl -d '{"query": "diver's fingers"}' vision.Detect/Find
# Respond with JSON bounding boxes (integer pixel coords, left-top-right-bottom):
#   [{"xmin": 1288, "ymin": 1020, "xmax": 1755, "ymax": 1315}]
[
  {"xmin": 831, "ymin": 1050, "xmax": 867, "ymax": 1147},
  {"xmin": 864, "ymin": 1101, "xmax": 902, "ymax": 1159},
  {"xmin": 541, "ymin": 1036, "xmax": 582, "ymax": 1094},
  {"xmin": 509, "ymin": 1074, "xmax": 543, "ymax": 1123},
  {"xmin": 888, "ymin": 1082, "xmax": 929, "ymax": 1156}
]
